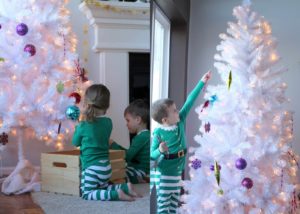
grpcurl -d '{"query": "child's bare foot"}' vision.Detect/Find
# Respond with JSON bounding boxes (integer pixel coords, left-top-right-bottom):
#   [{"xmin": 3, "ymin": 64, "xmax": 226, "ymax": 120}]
[
  {"xmin": 117, "ymin": 189, "xmax": 134, "ymax": 201},
  {"xmin": 128, "ymin": 182, "xmax": 142, "ymax": 198}
]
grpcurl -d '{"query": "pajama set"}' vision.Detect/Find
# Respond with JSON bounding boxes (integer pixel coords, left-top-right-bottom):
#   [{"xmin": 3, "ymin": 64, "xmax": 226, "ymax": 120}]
[
  {"xmin": 72, "ymin": 116, "xmax": 129, "ymax": 201},
  {"xmin": 150, "ymin": 80, "xmax": 205, "ymax": 214},
  {"xmin": 111, "ymin": 130, "xmax": 150, "ymax": 184}
]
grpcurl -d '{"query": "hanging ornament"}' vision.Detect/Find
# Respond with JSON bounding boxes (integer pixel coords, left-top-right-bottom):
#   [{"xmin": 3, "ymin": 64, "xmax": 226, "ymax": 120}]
[
  {"xmin": 0, "ymin": 132, "xmax": 8, "ymax": 145},
  {"xmin": 66, "ymin": 105, "xmax": 80, "ymax": 121},
  {"xmin": 210, "ymin": 164, "xmax": 221, "ymax": 171},
  {"xmin": 191, "ymin": 159, "xmax": 201, "ymax": 170},
  {"xmin": 74, "ymin": 58, "xmax": 88, "ymax": 82},
  {"xmin": 200, "ymin": 100, "xmax": 210, "ymax": 112},
  {"xmin": 214, "ymin": 161, "xmax": 221, "ymax": 185},
  {"xmin": 214, "ymin": 161, "xmax": 223, "ymax": 195},
  {"xmin": 0, "ymin": 57, "xmax": 4, "ymax": 62},
  {"xmin": 204, "ymin": 122, "xmax": 211, "ymax": 133},
  {"xmin": 227, "ymin": 70, "xmax": 232, "ymax": 90},
  {"xmin": 57, "ymin": 121, "xmax": 62, "ymax": 134},
  {"xmin": 16, "ymin": 23, "xmax": 28, "ymax": 36},
  {"xmin": 242, "ymin": 177, "xmax": 253, "ymax": 189},
  {"xmin": 24, "ymin": 44, "xmax": 36, "ymax": 56},
  {"xmin": 0, "ymin": 24, "xmax": 2, "ymax": 29},
  {"xmin": 69, "ymin": 92, "xmax": 81, "ymax": 104},
  {"xmin": 209, "ymin": 94, "xmax": 218, "ymax": 105},
  {"xmin": 56, "ymin": 81, "xmax": 64, "ymax": 94},
  {"xmin": 235, "ymin": 158, "xmax": 247, "ymax": 170}
]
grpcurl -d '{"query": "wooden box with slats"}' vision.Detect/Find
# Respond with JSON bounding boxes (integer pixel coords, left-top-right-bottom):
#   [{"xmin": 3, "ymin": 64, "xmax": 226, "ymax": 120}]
[{"xmin": 41, "ymin": 150, "xmax": 126, "ymax": 196}]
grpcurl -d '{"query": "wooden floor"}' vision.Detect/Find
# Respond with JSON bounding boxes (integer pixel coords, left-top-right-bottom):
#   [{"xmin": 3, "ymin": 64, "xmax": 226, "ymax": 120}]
[{"xmin": 0, "ymin": 192, "xmax": 44, "ymax": 214}]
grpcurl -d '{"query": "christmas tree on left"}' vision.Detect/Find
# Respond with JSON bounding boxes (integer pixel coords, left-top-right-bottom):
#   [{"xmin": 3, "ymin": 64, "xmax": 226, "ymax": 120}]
[{"xmin": 0, "ymin": 0, "xmax": 90, "ymax": 194}]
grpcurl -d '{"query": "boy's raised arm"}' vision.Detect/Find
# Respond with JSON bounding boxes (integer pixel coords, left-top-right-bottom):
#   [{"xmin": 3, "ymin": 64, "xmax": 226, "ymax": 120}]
[{"xmin": 179, "ymin": 71, "xmax": 211, "ymax": 121}]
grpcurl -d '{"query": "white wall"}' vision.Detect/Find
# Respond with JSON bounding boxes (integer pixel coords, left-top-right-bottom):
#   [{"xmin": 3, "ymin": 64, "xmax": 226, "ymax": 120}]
[
  {"xmin": 186, "ymin": 0, "xmax": 300, "ymax": 173},
  {"xmin": 1, "ymin": 0, "xmax": 103, "ymax": 169}
]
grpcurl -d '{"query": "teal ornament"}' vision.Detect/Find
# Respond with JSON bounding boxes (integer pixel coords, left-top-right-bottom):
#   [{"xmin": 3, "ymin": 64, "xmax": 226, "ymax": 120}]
[
  {"xmin": 56, "ymin": 81, "xmax": 64, "ymax": 94},
  {"xmin": 66, "ymin": 105, "xmax": 80, "ymax": 121},
  {"xmin": 209, "ymin": 95, "xmax": 218, "ymax": 104}
]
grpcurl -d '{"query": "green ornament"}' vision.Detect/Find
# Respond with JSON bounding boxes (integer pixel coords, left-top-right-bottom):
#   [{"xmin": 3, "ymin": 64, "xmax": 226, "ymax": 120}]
[
  {"xmin": 217, "ymin": 189, "xmax": 224, "ymax": 196},
  {"xmin": 0, "ymin": 57, "xmax": 4, "ymax": 62},
  {"xmin": 227, "ymin": 70, "xmax": 232, "ymax": 90},
  {"xmin": 56, "ymin": 81, "xmax": 64, "ymax": 93},
  {"xmin": 214, "ymin": 160, "xmax": 221, "ymax": 186}
]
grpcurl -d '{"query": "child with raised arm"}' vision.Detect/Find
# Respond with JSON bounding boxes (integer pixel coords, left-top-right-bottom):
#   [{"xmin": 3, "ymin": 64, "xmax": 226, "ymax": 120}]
[
  {"xmin": 72, "ymin": 84, "xmax": 138, "ymax": 201},
  {"xmin": 110, "ymin": 99, "xmax": 150, "ymax": 184},
  {"xmin": 150, "ymin": 71, "xmax": 211, "ymax": 213}
]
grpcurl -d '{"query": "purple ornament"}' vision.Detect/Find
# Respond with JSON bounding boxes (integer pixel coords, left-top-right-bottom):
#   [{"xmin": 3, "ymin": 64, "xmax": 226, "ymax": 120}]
[
  {"xmin": 210, "ymin": 164, "xmax": 221, "ymax": 171},
  {"xmin": 191, "ymin": 159, "xmax": 201, "ymax": 170},
  {"xmin": 16, "ymin": 23, "xmax": 28, "ymax": 36},
  {"xmin": 24, "ymin": 44, "xmax": 36, "ymax": 56},
  {"xmin": 0, "ymin": 24, "xmax": 2, "ymax": 29},
  {"xmin": 235, "ymin": 158, "xmax": 247, "ymax": 170},
  {"xmin": 242, "ymin": 177, "xmax": 253, "ymax": 189}
]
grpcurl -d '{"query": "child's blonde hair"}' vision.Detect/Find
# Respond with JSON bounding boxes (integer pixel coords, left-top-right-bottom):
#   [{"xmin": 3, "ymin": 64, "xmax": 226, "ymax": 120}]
[{"xmin": 83, "ymin": 84, "xmax": 110, "ymax": 122}]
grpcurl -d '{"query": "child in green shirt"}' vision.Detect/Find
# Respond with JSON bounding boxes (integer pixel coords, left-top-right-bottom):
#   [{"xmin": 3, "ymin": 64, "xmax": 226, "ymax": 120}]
[
  {"xmin": 72, "ymin": 84, "xmax": 139, "ymax": 201},
  {"xmin": 110, "ymin": 99, "xmax": 150, "ymax": 184},
  {"xmin": 150, "ymin": 71, "xmax": 211, "ymax": 213}
]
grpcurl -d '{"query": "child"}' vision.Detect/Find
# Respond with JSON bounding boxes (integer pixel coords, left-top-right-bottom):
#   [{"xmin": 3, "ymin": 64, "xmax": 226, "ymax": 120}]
[
  {"xmin": 150, "ymin": 71, "xmax": 211, "ymax": 213},
  {"xmin": 72, "ymin": 84, "xmax": 139, "ymax": 201},
  {"xmin": 110, "ymin": 99, "xmax": 150, "ymax": 184}
]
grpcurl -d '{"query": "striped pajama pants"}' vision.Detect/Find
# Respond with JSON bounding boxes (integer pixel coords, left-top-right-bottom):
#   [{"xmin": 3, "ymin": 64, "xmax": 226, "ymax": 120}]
[
  {"xmin": 150, "ymin": 169, "xmax": 182, "ymax": 214},
  {"xmin": 126, "ymin": 166, "xmax": 147, "ymax": 184},
  {"xmin": 80, "ymin": 159, "xmax": 129, "ymax": 201}
]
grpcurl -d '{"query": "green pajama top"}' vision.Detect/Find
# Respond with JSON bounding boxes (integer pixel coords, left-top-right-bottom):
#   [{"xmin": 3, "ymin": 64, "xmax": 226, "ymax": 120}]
[
  {"xmin": 150, "ymin": 80, "xmax": 205, "ymax": 175},
  {"xmin": 72, "ymin": 117, "xmax": 112, "ymax": 170},
  {"xmin": 111, "ymin": 130, "xmax": 150, "ymax": 174}
]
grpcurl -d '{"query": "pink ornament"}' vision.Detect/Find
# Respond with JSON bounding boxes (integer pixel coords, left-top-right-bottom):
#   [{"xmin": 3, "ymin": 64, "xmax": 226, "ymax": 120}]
[
  {"xmin": 201, "ymin": 100, "xmax": 210, "ymax": 112},
  {"xmin": 24, "ymin": 44, "xmax": 36, "ymax": 56},
  {"xmin": 242, "ymin": 177, "xmax": 253, "ymax": 189}
]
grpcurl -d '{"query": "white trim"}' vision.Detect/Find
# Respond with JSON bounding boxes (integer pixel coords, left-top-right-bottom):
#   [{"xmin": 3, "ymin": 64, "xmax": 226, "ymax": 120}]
[
  {"xmin": 0, "ymin": 166, "xmax": 40, "ymax": 176},
  {"xmin": 158, "ymin": 124, "xmax": 178, "ymax": 131},
  {"xmin": 150, "ymin": 3, "xmax": 171, "ymax": 132}
]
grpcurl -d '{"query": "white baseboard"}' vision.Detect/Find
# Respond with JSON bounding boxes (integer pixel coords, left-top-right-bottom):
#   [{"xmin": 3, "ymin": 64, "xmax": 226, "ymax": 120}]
[{"xmin": 0, "ymin": 166, "xmax": 40, "ymax": 177}]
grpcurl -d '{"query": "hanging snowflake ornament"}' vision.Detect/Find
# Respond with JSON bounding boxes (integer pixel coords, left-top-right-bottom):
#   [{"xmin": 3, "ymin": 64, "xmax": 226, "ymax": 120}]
[
  {"xmin": 191, "ymin": 159, "xmax": 202, "ymax": 170},
  {"xmin": 74, "ymin": 58, "xmax": 88, "ymax": 82},
  {"xmin": 204, "ymin": 122, "xmax": 211, "ymax": 133},
  {"xmin": 0, "ymin": 132, "xmax": 8, "ymax": 145}
]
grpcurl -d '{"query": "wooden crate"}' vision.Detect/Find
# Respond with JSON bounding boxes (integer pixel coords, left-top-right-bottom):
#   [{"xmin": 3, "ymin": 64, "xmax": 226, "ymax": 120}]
[{"xmin": 41, "ymin": 150, "xmax": 126, "ymax": 196}]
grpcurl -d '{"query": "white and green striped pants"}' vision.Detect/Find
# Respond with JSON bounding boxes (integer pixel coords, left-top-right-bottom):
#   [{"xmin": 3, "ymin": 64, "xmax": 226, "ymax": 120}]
[
  {"xmin": 150, "ymin": 170, "xmax": 182, "ymax": 214},
  {"xmin": 80, "ymin": 159, "xmax": 129, "ymax": 201},
  {"xmin": 126, "ymin": 166, "xmax": 147, "ymax": 184}
]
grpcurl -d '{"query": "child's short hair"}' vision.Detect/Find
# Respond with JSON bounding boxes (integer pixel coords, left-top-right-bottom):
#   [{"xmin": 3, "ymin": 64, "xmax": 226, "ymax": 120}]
[
  {"xmin": 83, "ymin": 84, "xmax": 110, "ymax": 121},
  {"xmin": 151, "ymin": 98, "xmax": 175, "ymax": 124},
  {"xmin": 124, "ymin": 99, "xmax": 149, "ymax": 125}
]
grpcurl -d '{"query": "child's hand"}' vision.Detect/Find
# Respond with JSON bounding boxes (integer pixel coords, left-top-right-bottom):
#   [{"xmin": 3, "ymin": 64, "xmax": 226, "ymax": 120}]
[
  {"xmin": 109, "ymin": 139, "xmax": 114, "ymax": 145},
  {"xmin": 159, "ymin": 142, "xmax": 169, "ymax": 153},
  {"xmin": 201, "ymin": 70, "xmax": 212, "ymax": 83}
]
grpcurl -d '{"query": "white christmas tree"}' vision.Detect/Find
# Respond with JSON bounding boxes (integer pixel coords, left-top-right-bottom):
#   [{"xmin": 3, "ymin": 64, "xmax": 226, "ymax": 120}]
[
  {"xmin": 181, "ymin": 1, "xmax": 299, "ymax": 213},
  {"xmin": 0, "ymin": 0, "xmax": 90, "ymax": 194}
]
